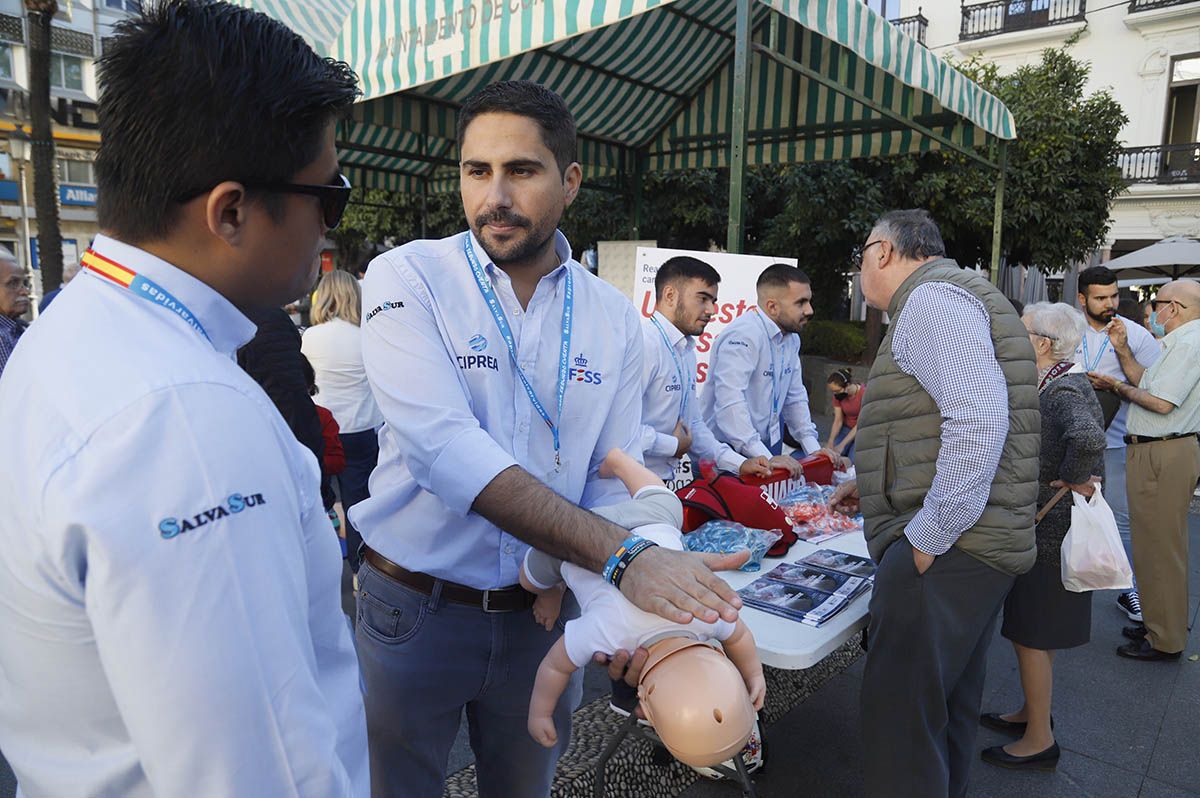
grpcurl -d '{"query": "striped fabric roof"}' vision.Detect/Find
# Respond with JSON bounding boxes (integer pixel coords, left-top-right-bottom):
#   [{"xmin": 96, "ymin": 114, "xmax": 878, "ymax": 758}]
[
  {"xmin": 232, "ymin": 0, "xmax": 356, "ymax": 55},
  {"xmin": 253, "ymin": 0, "xmax": 1016, "ymax": 193}
]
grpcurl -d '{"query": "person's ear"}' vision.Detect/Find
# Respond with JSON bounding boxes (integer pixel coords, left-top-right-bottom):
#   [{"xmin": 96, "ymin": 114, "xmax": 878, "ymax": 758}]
[
  {"xmin": 562, "ymin": 162, "xmax": 582, "ymax": 207},
  {"xmin": 204, "ymin": 182, "xmax": 252, "ymax": 246}
]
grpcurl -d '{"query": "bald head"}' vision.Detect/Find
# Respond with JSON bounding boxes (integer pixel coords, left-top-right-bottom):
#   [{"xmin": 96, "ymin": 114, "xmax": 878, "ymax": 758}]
[
  {"xmin": 1154, "ymin": 279, "xmax": 1200, "ymax": 333},
  {"xmin": 0, "ymin": 254, "xmax": 29, "ymax": 320}
]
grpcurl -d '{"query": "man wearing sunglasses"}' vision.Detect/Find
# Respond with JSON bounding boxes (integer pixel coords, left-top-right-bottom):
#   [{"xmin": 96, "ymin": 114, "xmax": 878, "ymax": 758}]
[
  {"xmin": 0, "ymin": 252, "xmax": 30, "ymax": 378},
  {"xmin": 0, "ymin": 2, "xmax": 368, "ymax": 796},
  {"xmin": 1090, "ymin": 279, "xmax": 1200, "ymax": 661}
]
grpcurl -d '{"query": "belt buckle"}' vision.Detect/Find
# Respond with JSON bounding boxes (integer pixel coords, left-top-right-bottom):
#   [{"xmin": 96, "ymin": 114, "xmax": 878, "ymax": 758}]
[{"xmin": 481, "ymin": 589, "xmax": 504, "ymax": 613}]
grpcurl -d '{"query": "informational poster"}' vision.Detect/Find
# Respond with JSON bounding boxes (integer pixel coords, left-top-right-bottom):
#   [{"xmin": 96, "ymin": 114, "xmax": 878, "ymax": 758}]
[{"xmin": 635, "ymin": 247, "xmax": 797, "ymax": 488}]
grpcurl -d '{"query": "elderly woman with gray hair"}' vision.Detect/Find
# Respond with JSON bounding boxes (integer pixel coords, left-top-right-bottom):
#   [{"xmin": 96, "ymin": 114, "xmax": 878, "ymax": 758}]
[{"xmin": 980, "ymin": 302, "xmax": 1107, "ymax": 772}]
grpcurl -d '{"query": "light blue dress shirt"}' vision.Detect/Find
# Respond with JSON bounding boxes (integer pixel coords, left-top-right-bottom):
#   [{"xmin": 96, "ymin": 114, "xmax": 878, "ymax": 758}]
[
  {"xmin": 700, "ymin": 308, "xmax": 820, "ymax": 459},
  {"xmin": 0, "ymin": 235, "xmax": 368, "ymax": 797},
  {"xmin": 353, "ymin": 230, "xmax": 644, "ymax": 591},
  {"xmin": 1074, "ymin": 316, "xmax": 1161, "ymax": 448},
  {"xmin": 640, "ymin": 311, "xmax": 746, "ymax": 480}
]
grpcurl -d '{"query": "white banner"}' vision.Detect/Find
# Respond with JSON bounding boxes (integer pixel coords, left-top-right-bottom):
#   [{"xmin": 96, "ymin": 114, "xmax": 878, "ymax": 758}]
[{"xmin": 635, "ymin": 247, "xmax": 797, "ymax": 488}]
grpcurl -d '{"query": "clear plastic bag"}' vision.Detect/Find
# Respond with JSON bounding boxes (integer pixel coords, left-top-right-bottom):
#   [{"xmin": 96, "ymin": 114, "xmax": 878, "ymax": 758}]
[{"xmin": 685, "ymin": 520, "xmax": 783, "ymax": 571}]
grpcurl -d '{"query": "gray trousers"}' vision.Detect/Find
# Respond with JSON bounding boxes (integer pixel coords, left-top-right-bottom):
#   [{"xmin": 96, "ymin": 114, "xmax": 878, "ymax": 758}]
[{"xmin": 861, "ymin": 541, "xmax": 1015, "ymax": 798}]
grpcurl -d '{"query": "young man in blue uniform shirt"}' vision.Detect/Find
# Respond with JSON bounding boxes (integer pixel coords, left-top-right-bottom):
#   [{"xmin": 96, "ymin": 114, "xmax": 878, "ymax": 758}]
[{"xmin": 353, "ymin": 80, "xmax": 746, "ymax": 798}]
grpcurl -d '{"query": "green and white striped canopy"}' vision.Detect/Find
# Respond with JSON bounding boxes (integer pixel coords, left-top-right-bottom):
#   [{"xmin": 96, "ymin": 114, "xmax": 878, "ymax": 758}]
[{"xmin": 243, "ymin": 0, "xmax": 1016, "ymax": 194}]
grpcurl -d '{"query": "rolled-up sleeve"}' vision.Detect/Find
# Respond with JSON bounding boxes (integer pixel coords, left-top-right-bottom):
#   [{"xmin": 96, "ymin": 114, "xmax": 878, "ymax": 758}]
[
  {"xmin": 893, "ymin": 283, "xmax": 1010, "ymax": 556},
  {"xmin": 361, "ymin": 257, "xmax": 517, "ymax": 516}
]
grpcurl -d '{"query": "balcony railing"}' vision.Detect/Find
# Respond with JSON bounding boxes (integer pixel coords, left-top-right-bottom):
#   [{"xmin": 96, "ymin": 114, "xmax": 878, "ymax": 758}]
[
  {"xmin": 960, "ymin": 0, "xmax": 1086, "ymax": 41},
  {"xmin": 1129, "ymin": 0, "xmax": 1200, "ymax": 11},
  {"xmin": 1120, "ymin": 143, "xmax": 1200, "ymax": 184},
  {"xmin": 893, "ymin": 10, "xmax": 929, "ymax": 44}
]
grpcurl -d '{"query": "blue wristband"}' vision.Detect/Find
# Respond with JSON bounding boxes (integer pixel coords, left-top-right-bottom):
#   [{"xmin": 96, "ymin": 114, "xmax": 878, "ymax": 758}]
[{"xmin": 602, "ymin": 535, "xmax": 659, "ymax": 589}]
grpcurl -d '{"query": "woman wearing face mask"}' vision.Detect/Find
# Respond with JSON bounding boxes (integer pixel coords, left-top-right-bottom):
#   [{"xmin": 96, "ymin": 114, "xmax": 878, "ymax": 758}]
[{"xmin": 824, "ymin": 368, "xmax": 864, "ymax": 462}]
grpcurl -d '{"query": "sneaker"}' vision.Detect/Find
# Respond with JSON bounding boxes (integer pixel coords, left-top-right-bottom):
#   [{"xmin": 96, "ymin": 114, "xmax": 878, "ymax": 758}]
[{"xmin": 1118, "ymin": 591, "xmax": 1143, "ymax": 623}]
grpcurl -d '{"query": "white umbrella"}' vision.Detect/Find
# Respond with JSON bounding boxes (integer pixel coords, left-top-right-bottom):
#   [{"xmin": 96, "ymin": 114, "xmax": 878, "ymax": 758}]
[{"xmin": 1102, "ymin": 237, "xmax": 1200, "ymax": 281}]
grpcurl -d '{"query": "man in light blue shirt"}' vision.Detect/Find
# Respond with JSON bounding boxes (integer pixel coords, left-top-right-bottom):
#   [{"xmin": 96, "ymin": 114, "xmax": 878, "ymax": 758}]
[
  {"xmin": 701, "ymin": 263, "xmax": 821, "ymax": 472},
  {"xmin": 0, "ymin": 5, "xmax": 368, "ymax": 796},
  {"xmin": 352, "ymin": 81, "xmax": 746, "ymax": 798},
  {"xmin": 640, "ymin": 255, "xmax": 772, "ymax": 483},
  {"xmin": 1074, "ymin": 265, "xmax": 1161, "ymax": 620}
]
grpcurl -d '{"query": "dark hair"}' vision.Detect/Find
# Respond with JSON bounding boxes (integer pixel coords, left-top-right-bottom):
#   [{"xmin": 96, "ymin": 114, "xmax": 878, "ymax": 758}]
[
  {"xmin": 1008, "ymin": 296, "xmax": 1024, "ymax": 316},
  {"xmin": 300, "ymin": 352, "xmax": 317, "ymax": 396},
  {"xmin": 457, "ymin": 80, "xmax": 577, "ymax": 175},
  {"xmin": 827, "ymin": 368, "xmax": 853, "ymax": 388},
  {"xmin": 1077, "ymin": 265, "xmax": 1118, "ymax": 297},
  {"xmin": 1117, "ymin": 297, "xmax": 1142, "ymax": 321},
  {"xmin": 871, "ymin": 209, "xmax": 946, "ymax": 260},
  {"xmin": 655, "ymin": 256, "xmax": 720, "ymax": 299},
  {"xmin": 756, "ymin": 263, "xmax": 811, "ymax": 292},
  {"xmin": 95, "ymin": 0, "xmax": 359, "ymax": 242}
]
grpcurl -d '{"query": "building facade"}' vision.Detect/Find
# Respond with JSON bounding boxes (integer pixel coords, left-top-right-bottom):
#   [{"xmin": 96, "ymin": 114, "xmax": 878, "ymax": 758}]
[
  {"xmin": 892, "ymin": 0, "xmax": 1200, "ymax": 266},
  {"xmin": 0, "ymin": 0, "xmax": 140, "ymax": 308}
]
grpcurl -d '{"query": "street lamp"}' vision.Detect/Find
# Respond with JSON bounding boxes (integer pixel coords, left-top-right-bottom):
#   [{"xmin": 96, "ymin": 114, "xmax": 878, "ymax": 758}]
[{"xmin": 7, "ymin": 129, "xmax": 36, "ymax": 318}]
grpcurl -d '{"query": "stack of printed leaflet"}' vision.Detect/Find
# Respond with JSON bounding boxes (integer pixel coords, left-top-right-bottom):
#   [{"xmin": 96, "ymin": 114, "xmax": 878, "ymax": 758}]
[{"xmin": 737, "ymin": 549, "xmax": 877, "ymax": 627}]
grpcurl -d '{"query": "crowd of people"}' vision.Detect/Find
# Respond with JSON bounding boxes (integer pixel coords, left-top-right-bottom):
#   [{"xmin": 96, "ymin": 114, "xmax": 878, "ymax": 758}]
[{"xmin": 0, "ymin": 2, "xmax": 1198, "ymax": 798}]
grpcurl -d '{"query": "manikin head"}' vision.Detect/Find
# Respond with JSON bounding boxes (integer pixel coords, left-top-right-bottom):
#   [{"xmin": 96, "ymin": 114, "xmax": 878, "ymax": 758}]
[{"xmin": 637, "ymin": 637, "xmax": 755, "ymax": 768}]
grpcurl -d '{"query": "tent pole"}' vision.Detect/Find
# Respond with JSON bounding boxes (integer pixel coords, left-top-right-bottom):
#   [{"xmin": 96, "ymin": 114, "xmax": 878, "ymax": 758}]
[
  {"xmin": 632, "ymin": 149, "xmax": 645, "ymax": 239},
  {"xmin": 421, "ymin": 177, "xmax": 429, "ymax": 239},
  {"xmin": 989, "ymin": 140, "xmax": 1007, "ymax": 286},
  {"xmin": 725, "ymin": 0, "xmax": 751, "ymax": 254}
]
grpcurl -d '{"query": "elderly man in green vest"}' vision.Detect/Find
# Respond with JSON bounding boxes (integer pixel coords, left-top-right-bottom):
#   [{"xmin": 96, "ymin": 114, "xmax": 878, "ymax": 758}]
[{"xmin": 831, "ymin": 210, "xmax": 1040, "ymax": 797}]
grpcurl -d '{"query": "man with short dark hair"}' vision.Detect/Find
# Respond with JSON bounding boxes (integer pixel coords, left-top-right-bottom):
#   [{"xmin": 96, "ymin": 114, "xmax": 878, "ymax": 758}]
[
  {"xmin": 0, "ymin": 3, "xmax": 368, "ymax": 795},
  {"xmin": 833, "ymin": 208, "xmax": 1040, "ymax": 796},
  {"xmin": 641, "ymin": 256, "xmax": 771, "ymax": 481},
  {"xmin": 0, "ymin": 254, "xmax": 29, "ymax": 377},
  {"xmin": 1074, "ymin": 265, "xmax": 1161, "ymax": 623},
  {"xmin": 701, "ymin": 263, "xmax": 821, "ymax": 476},
  {"xmin": 353, "ymin": 80, "xmax": 746, "ymax": 798}
]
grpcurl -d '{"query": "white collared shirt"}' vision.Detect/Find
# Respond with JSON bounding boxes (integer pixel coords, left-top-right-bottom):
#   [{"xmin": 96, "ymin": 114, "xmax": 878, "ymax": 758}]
[
  {"xmin": 1074, "ymin": 316, "xmax": 1161, "ymax": 448},
  {"xmin": 352, "ymin": 230, "xmax": 644, "ymax": 590},
  {"xmin": 640, "ymin": 311, "xmax": 745, "ymax": 479},
  {"xmin": 700, "ymin": 309, "xmax": 820, "ymax": 459},
  {"xmin": 0, "ymin": 235, "xmax": 368, "ymax": 798}
]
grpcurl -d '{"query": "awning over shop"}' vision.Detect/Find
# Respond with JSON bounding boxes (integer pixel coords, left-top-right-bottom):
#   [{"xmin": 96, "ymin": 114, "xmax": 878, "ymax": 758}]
[{"xmin": 240, "ymin": 0, "xmax": 1015, "ymax": 269}]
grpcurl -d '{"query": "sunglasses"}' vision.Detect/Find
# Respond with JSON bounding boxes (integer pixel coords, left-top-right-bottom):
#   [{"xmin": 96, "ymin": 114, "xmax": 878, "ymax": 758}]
[{"xmin": 175, "ymin": 173, "xmax": 352, "ymax": 230}]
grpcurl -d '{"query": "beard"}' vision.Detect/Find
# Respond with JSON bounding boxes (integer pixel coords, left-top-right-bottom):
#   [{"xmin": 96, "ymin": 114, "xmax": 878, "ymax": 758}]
[
  {"xmin": 1086, "ymin": 306, "xmax": 1116, "ymax": 325},
  {"xmin": 473, "ymin": 208, "xmax": 557, "ymax": 267},
  {"xmin": 782, "ymin": 317, "xmax": 811, "ymax": 335}
]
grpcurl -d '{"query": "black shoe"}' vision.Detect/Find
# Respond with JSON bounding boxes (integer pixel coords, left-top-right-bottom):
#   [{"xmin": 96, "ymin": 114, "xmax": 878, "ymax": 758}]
[
  {"xmin": 980, "ymin": 713, "xmax": 1026, "ymax": 734},
  {"xmin": 1116, "ymin": 639, "xmax": 1181, "ymax": 661},
  {"xmin": 1117, "ymin": 591, "xmax": 1143, "ymax": 622},
  {"xmin": 1122, "ymin": 625, "xmax": 1147, "ymax": 641},
  {"xmin": 980, "ymin": 742, "xmax": 1060, "ymax": 771}
]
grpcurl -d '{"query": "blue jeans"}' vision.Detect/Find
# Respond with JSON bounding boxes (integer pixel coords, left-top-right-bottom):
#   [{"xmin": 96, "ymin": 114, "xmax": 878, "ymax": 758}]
[
  {"xmin": 355, "ymin": 561, "xmax": 582, "ymax": 798},
  {"xmin": 1105, "ymin": 446, "xmax": 1137, "ymax": 590},
  {"xmin": 833, "ymin": 426, "xmax": 856, "ymax": 461},
  {"xmin": 337, "ymin": 429, "xmax": 379, "ymax": 572}
]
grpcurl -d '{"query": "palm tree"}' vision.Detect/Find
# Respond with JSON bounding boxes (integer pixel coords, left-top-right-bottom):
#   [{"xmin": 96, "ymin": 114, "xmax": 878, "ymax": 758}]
[{"xmin": 23, "ymin": 0, "xmax": 62, "ymax": 295}]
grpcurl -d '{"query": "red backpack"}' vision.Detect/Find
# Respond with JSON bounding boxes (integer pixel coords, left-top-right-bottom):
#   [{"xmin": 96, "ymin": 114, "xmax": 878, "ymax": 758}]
[{"xmin": 675, "ymin": 463, "xmax": 798, "ymax": 557}]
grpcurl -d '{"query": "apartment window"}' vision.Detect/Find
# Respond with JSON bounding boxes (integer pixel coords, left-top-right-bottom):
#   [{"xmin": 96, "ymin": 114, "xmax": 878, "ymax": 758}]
[
  {"xmin": 864, "ymin": 0, "xmax": 895, "ymax": 18},
  {"xmin": 0, "ymin": 153, "xmax": 11, "ymax": 181},
  {"xmin": 0, "ymin": 44, "xmax": 11, "ymax": 81},
  {"xmin": 49, "ymin": 52, "xmax": 84, "ymax": 92},
  {"xmin": 105, "ymin": 0, "xmax": 141, "ymax": 11},
  {"xmin": 57, "ymin": 158, "xmax": 94, "ymax": 185}
]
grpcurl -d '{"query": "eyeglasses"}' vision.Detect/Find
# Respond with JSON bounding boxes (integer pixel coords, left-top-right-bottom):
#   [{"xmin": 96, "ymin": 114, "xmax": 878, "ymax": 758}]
[
  {"xmin": 175, "ymin": 173, "xmax": 352, "ymax": 230},
  {"xmin": 1150, "ymin": 298, "xmax": 1188, "ymax": 311},
  {"xmin": 1028, "ymin": 330, "xmax": 1058, "ymax": 341},
  {"xmin": 2, "ymin": 275, "xmax": 31, "ymax": 291},
  {"xmin": 851, "ymin": 240, "xmax": 885, "ymax": 270}
]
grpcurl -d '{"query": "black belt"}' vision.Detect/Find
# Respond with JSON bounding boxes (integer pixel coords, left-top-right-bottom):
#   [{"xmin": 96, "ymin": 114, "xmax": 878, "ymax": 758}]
[
  {"xmin": 362, "ymin": 547, "xmax": 535, "ymax": 613},
  {"xmin": 1124, "ymin": 432, "xmax": 1198, "ymax": 445}
]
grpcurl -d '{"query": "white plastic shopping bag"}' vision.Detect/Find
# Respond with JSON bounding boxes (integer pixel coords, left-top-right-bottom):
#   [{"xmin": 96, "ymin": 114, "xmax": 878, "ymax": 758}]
[{"xmin": 1060, "ymin": 486, "xmax": 1133, "ymax": 593}]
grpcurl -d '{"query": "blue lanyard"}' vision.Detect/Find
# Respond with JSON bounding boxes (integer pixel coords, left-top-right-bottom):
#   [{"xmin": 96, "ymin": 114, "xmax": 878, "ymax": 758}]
[
  {"xmin": 753, "ymin": 310, "xmax": 781, "ymax": 414},
  {"xmin": 81, "ymin": 248, "xmax": 211, "ymax": 343},
  {"xmin": 1081, "ymin": 331, "xmax": 1110, "ymax": 372},
  {"xmin": 649, "ymin": 314, "xmax": 689, "ymax": 422},
  {"xmin": 463, "ymin": 236, "xmax": 573, "ymax": 469}
]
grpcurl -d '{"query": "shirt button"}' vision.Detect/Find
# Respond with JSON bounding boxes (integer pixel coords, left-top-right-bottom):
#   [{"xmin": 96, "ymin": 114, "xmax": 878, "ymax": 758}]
[
  {"xmin": 504, "ymin": 544, "xmax": 515, "ymax": 554},
  {"xmin": 513, "ymin": 309, "xmax": 522, "ymax": 316}
]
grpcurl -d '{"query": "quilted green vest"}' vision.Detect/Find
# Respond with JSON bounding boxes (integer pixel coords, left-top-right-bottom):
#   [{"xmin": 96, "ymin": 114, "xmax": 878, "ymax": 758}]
[{"xmin": 855, "ymin": 259, "xmax": 1040, "ymax": 576}]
